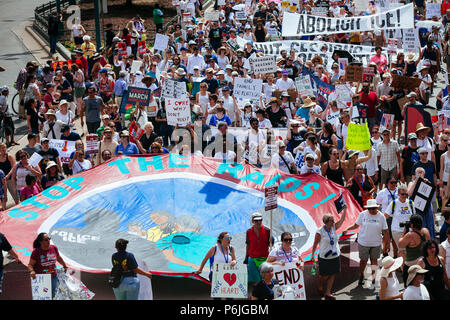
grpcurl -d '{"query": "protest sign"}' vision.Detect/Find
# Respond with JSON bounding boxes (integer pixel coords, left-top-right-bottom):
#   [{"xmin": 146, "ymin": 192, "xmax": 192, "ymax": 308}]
[
  {"xmin": 363, "ymin": 67, "xmax": 375, "ymax": 82},
  {"xmin": 235, "ymin": 11, "xmax": 247, "ymax": 20},
  {"xmin": 338, "ymin": 58, "xmax": 348, "ymax": 76},
  {"xmin": 117, "ymin": 42, "xmax": 127, "ymax": 57},
  {"xmin": 426, "ymin": 3, "xmax": 441, "ymax": 19},
  {"xmin": 120, "ymin": 86, "xmax": 152, "ymax": 113},
  {"xmin": 128, "ymin": 121, "xmax": 145, "ymax": 144},
  {"xmin": 380, "ymin": 113, "xmax": 395, "ymax": 132},
  {"xmin": 85, "ymin": 134, "xmax": 99, "ymax": 155},
  {"xmin": 211, "ymin": 263, "xmax": 247, "ymax": 298},
  {"xmin": 282, "ymin": 3, "xmax": 414, "ymax": 37},
  {"xmin": 438, "ymin": 111, "xmax": 450, "ymax": 133},
  {"xmin": 411, "ymin": 178, "xmax": 436, "ymax": 215},
  {"xmin": 391, "ymin": 74, "xmax": 422, "ymax": 90},
  {"xmin": 131, "ymin": 60, "xmax": 143, "ymax": 74},
  {"xmin": 401, "ymin": 28, "xmax": 420, "ymax": 54},
  {"xmin": 146, "ymin": 100, "xmax": 159, "ymax": 117},
  {"xmin": 162, "ymin": 79, "xmax": 187, "ymax": 99},
  {"xmin": 351, "ymin": 104, "xmax": 369, "ymax": 125},
  {"xmin": 345, "ymin": 65, "xmax": 363, "ymax": 82},
  {"xmin": 28, "ymin": 152, "xmax": 43, "ymax": 168},
  {"xmin": 354, "ymin": 0, "xmax": 369, "ymax": 13},
  {"xmin": 233, "ymin": 77, "xmax": 263, "ymax": 101},
  {"xmin": 210, "ymin": 127, "xmax": 288, "ymax": 145},
  {"xmin": 346, "ymin": 122, "xmax": 371, "ymax": 151},
  {"xmin": 137, "ymin": 41, "xmax": 147, "ymax": 56},
  {"xmin": 387, "ymin": 38, "xmax": 398, "ymax": 54},
  {"xmin": 279, "ymin": 0, "xmax": 299, "ymax": 13},
  {"xmin": 249, "ymin": 55, "xmax": 277, "ymax": 74},
  {"xmin": 265, "ymin": 186, "xmax": 278, "ymax": 211},
  {"xmin": 272, "ymin": 262, "xmax": 306, "ymax": 300},
  {"xmin": 204, "ymin": 11, "xmax": 220, "ymax": 21},
  {"xmin": 311, "ymin": 6, "xmax": 328, "ymax": 16},
  {"xmin": 153, "ymin": 33, "xmax": 169, "ymax": 52},
  {"xmin": 166, "ymin": 97, "xmax": 191, "ymax": 126},
  {"xmin": 295, "ymin": 76, "xmax": 314, "ymax": 97},
  {"xmin": 226, "ymin": 38, "xmax": 241, "ymax": 51},
  {"xmin": 335, "ymin": 84, "xmax": 353, "ymax": 109},
  {"xmin": 31, "ymin": 274, "xmax": 52, "ymax": 300},
  {"xmin": 49, "ymin": 139, "xmax": 76, "ymax": 164}
]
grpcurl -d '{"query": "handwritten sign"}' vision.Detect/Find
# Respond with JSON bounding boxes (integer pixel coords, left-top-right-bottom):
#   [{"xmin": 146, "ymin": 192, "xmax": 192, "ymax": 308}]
[
  {"xmin": 205, "ymin": 11, "xmax": 220, "ymax": 21},
  {"xmin": 411, "ymin": 177, "xmax": 436, "ymax": 215},
  {"xmin": 426, "ymin": 3, "xmax": 441, "ymax": 19},
  {"xmin": 391, "ymin": 74, "xmax": 422, "ymax": 90},
  {"xmin": 31, "ymin": 274, "xmax": 52, "ymax": 300},
  {"xmin": 380, "ymin": 113, "xmax": 395, "ymax": 132},
  {"xmin": 49, "ymin": 139, "xmax": 76, "ymax": 164},
  {"xmin": 335, "ymin": 84, "xmax": 353, "ymax": 109},
  {"xmin": 295, "ymin": 76, "xmax": 314, "ymax": 97},
  {"xmin": 153, "ymin": 33, "xmax": 169, "ymax": 52},
  {"xmin": 272, "ymin": 262, "xmax": 306, "ymax": 300},
  {"xmin": 233, "ymin": 77, "xmax": 263, "ymax": 101},
  {"xmin": 211, "ymin": 263, "xmax": 248, "ymax": 298},
  {"xmin": 235, "ymin": 11, "xmax": 247, "ymax": 20},
  {"xmin": 249, "ymin": 55, "xmax": 277, "ymax": 74},
  {"xmin": 402, "ymin": 28, "xmax": 420, "ymax": 54},
  {"xmin": 346, "ymin": 122, "xmax": 371, "ymax": 151},
  {"xmin": 162, "ymin": 79, "xmax": 187, "ymax": 99},
  {"xmin": 345, "ymin": 65, "xmax": 363, "ymax": 82},
  {"xmin": 28, "ymin": 152, "xmax": 43, "ymax": 168},
  {"xmin": 166, "ymin": 97, "xmax": 191, "ymax": 126}
]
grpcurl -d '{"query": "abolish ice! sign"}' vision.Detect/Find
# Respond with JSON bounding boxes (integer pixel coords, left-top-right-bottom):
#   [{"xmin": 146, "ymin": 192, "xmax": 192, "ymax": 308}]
[{"xmin": 282, "ymin": 3, "xmax": 414, "ymax": 37}]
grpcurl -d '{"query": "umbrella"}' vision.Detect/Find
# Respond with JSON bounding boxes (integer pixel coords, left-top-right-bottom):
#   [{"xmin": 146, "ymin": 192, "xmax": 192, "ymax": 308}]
[{"xmin": 332, "ymin": 50, "xmax": 354, "ymax": 63}]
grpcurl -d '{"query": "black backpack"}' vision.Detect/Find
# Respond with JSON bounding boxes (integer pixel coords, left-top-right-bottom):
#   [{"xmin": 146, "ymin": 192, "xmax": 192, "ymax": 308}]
[{"xmin": 108, "ymin": 263, "xmax": 123, "ymax": 288}]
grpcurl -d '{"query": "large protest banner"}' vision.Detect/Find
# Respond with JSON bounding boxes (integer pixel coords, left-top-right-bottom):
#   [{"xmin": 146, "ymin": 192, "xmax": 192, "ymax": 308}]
[
  {"xmin": 249, "ymin": 55, "xmax": 277, "ymax": 74},
  {"xmin": 210, "ymin": 263, "xmax": 247, "ymax": 298},
  {"xmin": 282, "ymin": 3, "xmax": 414, "ymax": 37},
  {"xmin": 272, "ymin": 262, "xmax": 306, "ymax": 300},
  {"xmin": 233, "ymin": 77, "xmax": 263, "ymax": 101},
  {"xmin": 166, "ymin": 97, "xmax": 191, "ymax": 126}
]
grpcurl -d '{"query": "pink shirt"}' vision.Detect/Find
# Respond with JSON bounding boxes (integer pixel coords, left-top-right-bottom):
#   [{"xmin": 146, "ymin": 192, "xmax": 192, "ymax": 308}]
[
  {"xmin": 20, "ymin": 184, "xmax": 42, "ymax": 200},
  {"xmin": 369, "ymin": 54, "xmax": 388, "ymax": 73}
]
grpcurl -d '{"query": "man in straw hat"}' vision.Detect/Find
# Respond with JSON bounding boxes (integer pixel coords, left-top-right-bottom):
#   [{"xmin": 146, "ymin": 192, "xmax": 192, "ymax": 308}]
[
  {"xmin": 344, "ymin": 199, "xmax": 390, "ymax": 286},
  {"xmin": 403, "ymin": 265, "xmax": 430, "ymax": 300},
  {"xmin": 415, "ymin": 122, "xmax": 435, "ymax": 163},
  {"xmin": 295, "ymin": 96, "xmax": 317, "ymax": 122}
]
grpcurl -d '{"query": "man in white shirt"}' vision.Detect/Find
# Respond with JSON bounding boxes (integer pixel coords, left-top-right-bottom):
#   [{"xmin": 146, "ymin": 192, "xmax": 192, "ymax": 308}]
[
  {"xmin": 271, "ymin": 141, "xmax": 297, "ymax": 174},
  {"xmin": 275, "ymin": 70, "xmax": 296, "ymax": 91},
  {"xmin": 403, "ymin": 265, "xmax": 430, "ymax": 300},
  {"xmin": 344, "ymin": 199, "xmax": 390, "ymax": 286},
  {"xmin": 187, "ymin": 46, "xmax": 205, "ymax": 75},
  {"xmin": 243, "ymin": 117, "xmax": 266, "ymax": 168}
]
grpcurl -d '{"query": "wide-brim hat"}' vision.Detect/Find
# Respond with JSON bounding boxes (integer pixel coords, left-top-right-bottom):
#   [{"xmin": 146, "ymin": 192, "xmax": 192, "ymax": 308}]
[
  {"xmin": 406, "ymin": 53, "xmax": 417, "ymax": 62},
  {"xmin": 45, "ymin": 109, "xmax": 56, "ymax": 116},
  {"xmin": 176, "ymin": 68, "xmax": 186, "ymax": 76},
  {"xmin": 58, "ymin": 99, "xmax": 69, "ymax": 107},
  {"xmin": 406, "ymin": 265, "xmax": 429, "ymax": 286},
  {"xmin": 415, "ymin": 122, "xmax": 431, "ymax": 135},
  {"xmin": 270, "ymin": 97, "xmax": 281, "ymax": 105},
  {"xmin": 302, "ymin": 97, "xmax": 316, "ymax": 108},
  {"xmin": 142, "ymin": 75, "xmax": 155, "ymax": 83},
  {"xmin": 364, "ymin": 199, "xmax": 379, "ymax": 209},
  {"xmin": 45, "ymin": 161, "xmax": 58, "ymax": 171},
  {"xmin": 348, "ymin": 150, "xmax": 359, "ymax": 158},
  {"xmin": 312, "ymin": 55, "xmax": 323, "ymax": 64},
  {"xmin": 380, "ymin": 256, "xmax": 403, "ymax": 278}
]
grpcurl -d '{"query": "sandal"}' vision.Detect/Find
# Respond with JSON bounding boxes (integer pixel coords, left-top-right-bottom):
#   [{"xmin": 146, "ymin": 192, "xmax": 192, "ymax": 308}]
[{"xmin": 325, "ymin": 294, "xmax": 336, "ymax": 300}]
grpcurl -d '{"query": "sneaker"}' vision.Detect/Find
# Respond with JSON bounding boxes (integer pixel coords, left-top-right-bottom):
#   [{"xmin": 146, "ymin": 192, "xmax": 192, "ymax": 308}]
[{"xmin": 358, "ymin": 275, "xmax": 364, "ymax": 286}]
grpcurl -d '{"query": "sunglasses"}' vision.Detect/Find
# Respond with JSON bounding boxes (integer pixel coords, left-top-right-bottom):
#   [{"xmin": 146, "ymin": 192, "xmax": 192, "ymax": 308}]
[
  {"xmin": 225, "ymin": 236, "xmax": 232, "ymax": 241},
  {"xmin": 283, "ymin": 238, "xmax": 293, "ymax": 242},
  {"xmin": 20, "ymin": 154, "xmax": 28, "ymax": 159},
  {"xmin": 399, "ymin": 193, "xmax": 408, "ymax": 196},
  {"xmin": 372, "ymin": 131, "xmax": 379, "ymax": 134},
  {"xmin": 390, "ymin": 181, "xmax": 398, "ymax": 184},
  {"xmin": 42, "ymin": 237, "xmax": 51, "ymax": 241}
]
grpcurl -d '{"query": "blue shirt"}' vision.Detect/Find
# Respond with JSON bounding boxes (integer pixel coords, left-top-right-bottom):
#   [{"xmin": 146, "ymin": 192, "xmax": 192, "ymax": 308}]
[
  {"xmin": 209, "ymin": 114, "xmax": 232, "ymax": 126},
  {"xmin": 115, "ymin": 142, "xmax": 139, "ymax": 155},
  {"xmin": 114, "ymin": 78, "xmax": 128, "ymax": 97}
]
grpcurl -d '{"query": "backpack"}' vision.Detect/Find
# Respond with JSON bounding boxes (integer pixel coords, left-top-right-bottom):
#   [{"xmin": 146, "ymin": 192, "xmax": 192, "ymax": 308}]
[
  {"xmin": 108, "ymin": 263, "xmax": 123, "ymax": 288},
  {"xmin": 391, "ymin": 199, "xmax": 415, "ymax": 215}
]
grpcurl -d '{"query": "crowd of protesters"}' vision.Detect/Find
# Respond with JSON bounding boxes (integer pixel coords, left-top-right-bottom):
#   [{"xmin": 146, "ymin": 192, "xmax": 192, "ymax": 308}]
[{"xmin": 1, "ymin": 0, "xmax": 450, "ymax": 300}]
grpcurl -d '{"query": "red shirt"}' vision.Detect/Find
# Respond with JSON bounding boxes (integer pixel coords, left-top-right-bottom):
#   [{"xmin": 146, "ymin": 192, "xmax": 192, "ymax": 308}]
[
  {"xmin": 246, "ymin": 226, "xmax": 270, "ymax": 258},
  {"xmin": 360, "ymin": 91, "xmax": 379, "ymax": 118},
  {"xmin": 30, "ymin": 245, "xmax": 60, "ymax": 277},
  {"xmin": 442, "ymin": 0, "xmax": 450, "ymax": 15}
]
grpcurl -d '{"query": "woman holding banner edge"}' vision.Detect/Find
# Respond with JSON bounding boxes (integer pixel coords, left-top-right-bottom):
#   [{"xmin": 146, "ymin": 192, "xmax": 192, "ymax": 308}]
[{"xmin": 310, "ymin": 208, "xmax": 347, "ymax": 300}]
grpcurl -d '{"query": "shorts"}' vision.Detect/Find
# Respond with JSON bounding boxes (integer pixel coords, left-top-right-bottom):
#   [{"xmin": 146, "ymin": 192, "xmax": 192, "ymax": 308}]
[
  {"xmin": 247, "ymin": 257, "xmax": 266, "ymax": 283},
  {"xmin": 380, "ymin": 166, "xmax": 398, "ymax": 187},
  {"xmin": 318, "ymin": 256, "xmax": 341, "ymax": 276},
  {"xmin": 358, "ymin": 243, "xmax": 382, "ymax": 261},
  {"xmin": 74, "ymin": 87, "xmax": 85, "ymax": 98},
  {"xmin": 391, "ymin": 231, "xmax": 404, "ymax": 252},
  {"xmin": 74, "ymin": 36, "xmax": 84, "ymax": 45}
]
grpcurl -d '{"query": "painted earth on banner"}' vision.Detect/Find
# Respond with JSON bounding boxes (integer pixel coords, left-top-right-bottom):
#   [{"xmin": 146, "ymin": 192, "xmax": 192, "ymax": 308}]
[{"xmin": 0, "ymin": 155, "xmax": 361, "ymax": 280}]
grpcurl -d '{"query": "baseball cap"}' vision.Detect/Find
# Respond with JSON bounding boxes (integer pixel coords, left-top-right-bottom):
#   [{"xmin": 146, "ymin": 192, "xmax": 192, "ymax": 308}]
[
  {"xmin": 251, "ymin": 212, "xmax": 263, "ymax": 221},
  {"xmin": 408, "ymin": 132, "xmax": 417, "ymax": 140}
]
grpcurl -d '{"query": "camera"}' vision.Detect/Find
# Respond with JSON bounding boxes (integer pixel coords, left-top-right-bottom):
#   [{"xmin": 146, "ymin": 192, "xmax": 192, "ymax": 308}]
[{"xmin": 399, "ymin": 221, "xmax": 410, "ymax": 228}]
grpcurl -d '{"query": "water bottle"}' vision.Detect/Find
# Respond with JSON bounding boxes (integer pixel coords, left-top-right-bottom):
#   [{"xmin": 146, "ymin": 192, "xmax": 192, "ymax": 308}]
[{"xmin": 311, "ymin": 260, "xmax": 317, "ymax": 275}]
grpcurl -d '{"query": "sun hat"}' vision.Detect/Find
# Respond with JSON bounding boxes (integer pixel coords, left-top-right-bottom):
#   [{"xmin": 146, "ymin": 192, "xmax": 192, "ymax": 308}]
[
  {"xmin": 58, "ymin": 99, "xmax": 69, "ymax": 107},
  {"xmin": 45, "ymin": 109, "xmax": 56, "ymax": 116},
  {"xmin": 415, "ymin": 122, "xmax": 430, "ymax": 134},
  {"xmin": 302, "ymin": 97, "xmax": 316, "ymax": 108},
  {"xmin": 406, "ymin": 91, "xmax": 417, "ymax": 98},
  {"xmin": 380, "ymin": 256, "xmax": 403, "ymax": 278},
  {"xmin": 120, "ymin": 130, "xmax": 130, "ymax": 137},
  {"xmin": 405, "ymin": 53, "xmax": 417, "ymax": 62},
  {"xmin": 406, "ymin": 265, "xmax": 429, "ymax": 286},
  {"xmin": 251, "ymin": 212, "xmax": 263, "ymax": 221},
  {"xmin": 408, "ymin": 132, "xmax": 417, "ymax": 140},
  {"xmin": 417, "ymin": 147, "xmax": 428, "ymax": 154},
  {"xmin": 82, "ymin": 35, "xmax": 91, "ymax": 41},
  {"xmin": 364, "ymin": 199, "xmax": 379, "ymax": 209},
  {"xmin": 45, "ymin": 161, "xmax": 58, "ymax": 171},
  {"xmin": 281, "ymin": 91, "xmax": 290, "ymax": 97},
  {"xmin": 305, "ymin": 153, "xmax": 315, "ymax": 160},
  {"xmin": 176, "ymin": 68, "xmax": 186, "ymax": 76},
  {"xmin": 348, "ymin": 150, "xmax": 359, "ymax": 158}
]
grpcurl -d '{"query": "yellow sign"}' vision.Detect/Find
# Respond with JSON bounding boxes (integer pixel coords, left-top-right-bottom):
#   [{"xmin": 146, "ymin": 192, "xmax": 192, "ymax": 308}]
[
  {"xmin": 346, "ymin": 122, "xmax": 371, "ymax": 151},
  {"xmin": 281, "ymin": 1, "xmax": 289, "ymax": 7},
  {"xmin": 289, "ymin": 5, "xmax": 297, "ymax": 12}
]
